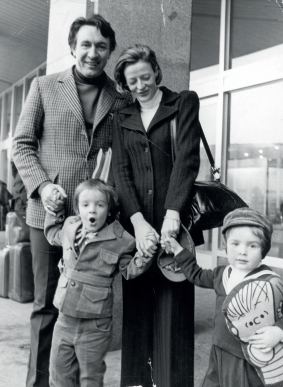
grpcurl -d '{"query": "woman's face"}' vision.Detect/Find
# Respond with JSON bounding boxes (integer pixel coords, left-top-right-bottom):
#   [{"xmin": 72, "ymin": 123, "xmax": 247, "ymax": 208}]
[{"xmin": 124, "ymin": 60, "xmax": 159, "ymax": 103}]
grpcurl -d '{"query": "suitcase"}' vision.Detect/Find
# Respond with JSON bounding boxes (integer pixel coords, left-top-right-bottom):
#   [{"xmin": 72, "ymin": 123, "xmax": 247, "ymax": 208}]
[
  {"xmin": 0, "ymin": 247, "xmax": 10, "ymax": 298},
  {"xmin": 5, "ymin": 211, "xmax": 30, "ymax": 246},
  {"xmin": 9, "ymin": 242, "xmax": 34, "ymax": 303}
]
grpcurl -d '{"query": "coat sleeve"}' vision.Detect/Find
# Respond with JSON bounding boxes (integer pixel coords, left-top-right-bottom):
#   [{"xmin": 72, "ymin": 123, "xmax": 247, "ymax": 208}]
[
  {"xmin": 44, "ymin": 212, "xmax": 65, "ymax": 247},
  {"xmin": 12, "ymin": 77, "xmax": 51, "ymax": 199},
  {"xmin": 165, "ymin": 91, "xmax": 201, "ymax": 212},
  {"xmin": 112, "ymin": 112, "xmax": 143, "ymax": 218},
  {"xmin": 175, "ymin": 247, "xmax": 215, "ymax": 289}
]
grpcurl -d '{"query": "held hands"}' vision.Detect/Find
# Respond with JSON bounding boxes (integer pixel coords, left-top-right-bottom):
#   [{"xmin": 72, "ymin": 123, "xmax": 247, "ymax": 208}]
[
  {"xmin": 161, "ymin": 210, "xmax": 181, "ymax": 254},
  {"xmin": 161, "ymin": 236, "xmax": 183, "ymax": 256},
  {"xmin": 244, "ymin": 326, "xmax": 283, "ymax": 353},
  {"xmin": 40, "ymin": 183, "xmax": 67, "ymax": 216},
  {"xmin": 131, "ymin": 212, "xmax": 159, "ymax": 258}
]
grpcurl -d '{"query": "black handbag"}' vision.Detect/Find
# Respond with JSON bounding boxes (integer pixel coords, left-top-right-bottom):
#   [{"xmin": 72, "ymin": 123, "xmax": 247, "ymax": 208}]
[{"xmin": 170, "ymin": 117, "xmax": 248, "ymax": 231}]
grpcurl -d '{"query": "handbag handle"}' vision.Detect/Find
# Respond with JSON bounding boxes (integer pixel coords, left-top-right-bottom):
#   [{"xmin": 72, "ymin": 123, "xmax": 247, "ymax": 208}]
[{"xmin": 170, "ymin": 116, "xmax": 221, "ymax": 182}]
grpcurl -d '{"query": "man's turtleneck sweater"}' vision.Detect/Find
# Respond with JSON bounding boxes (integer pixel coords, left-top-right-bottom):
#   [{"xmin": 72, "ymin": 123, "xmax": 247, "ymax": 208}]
[{"xmin": 73, "ymin": 67, "xmax": 106, "ymax": 143}]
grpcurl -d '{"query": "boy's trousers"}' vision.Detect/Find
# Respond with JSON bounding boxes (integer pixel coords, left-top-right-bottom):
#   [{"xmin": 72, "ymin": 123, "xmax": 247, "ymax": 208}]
[{"xmin": 49, "ymin": 313, "xmax": 112, "ymax": 387}]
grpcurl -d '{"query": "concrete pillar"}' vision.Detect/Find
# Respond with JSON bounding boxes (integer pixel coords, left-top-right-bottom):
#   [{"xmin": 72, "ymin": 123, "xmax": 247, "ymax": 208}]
[
  {"xmin": 98, "ymin": 0, "xmax": 193, "ymax": 91},
  {"xmin": 46, "ymin": 0, "xmax": 87, "ymax": 75}
]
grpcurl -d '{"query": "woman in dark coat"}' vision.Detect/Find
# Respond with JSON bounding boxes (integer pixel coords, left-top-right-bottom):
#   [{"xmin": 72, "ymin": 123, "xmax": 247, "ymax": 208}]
[{"xmin": 112, "ymin": 44, "xmax": 203, "ymax": 387}]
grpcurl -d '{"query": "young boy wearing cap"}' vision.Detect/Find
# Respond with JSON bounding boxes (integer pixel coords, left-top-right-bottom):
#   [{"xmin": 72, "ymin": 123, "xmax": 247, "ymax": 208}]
[{"xmin": 163, "ymin": 207, "xmax": 283, "ymax": 387}]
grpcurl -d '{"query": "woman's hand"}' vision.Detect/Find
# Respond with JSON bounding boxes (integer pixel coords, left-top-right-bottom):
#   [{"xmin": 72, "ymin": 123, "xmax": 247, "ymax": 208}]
[
  {"xmin": 131, "ymin": 212, "xmax": 160, "ymax": 257},
  {"xmin": 161, "ymin": 210, "xmax": 181, "ymax": 254}
]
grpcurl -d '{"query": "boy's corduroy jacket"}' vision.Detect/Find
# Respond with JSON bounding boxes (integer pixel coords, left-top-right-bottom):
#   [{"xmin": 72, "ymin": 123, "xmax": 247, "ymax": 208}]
[{"xmin": 44, "ymin": 214, "xmax": 151, "ymax": 319}]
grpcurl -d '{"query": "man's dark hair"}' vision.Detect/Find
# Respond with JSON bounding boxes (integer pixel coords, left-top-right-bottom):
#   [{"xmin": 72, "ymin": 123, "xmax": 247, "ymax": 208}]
[{"xmin": 68, "ymin": 14, "xmax": 116, "ymax": 54}]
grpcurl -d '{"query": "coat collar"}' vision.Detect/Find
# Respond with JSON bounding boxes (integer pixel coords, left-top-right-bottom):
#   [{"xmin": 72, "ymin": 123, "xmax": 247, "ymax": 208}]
[
  {"xmin": 57, "ymin": 67, "xmax": 123, "ymax": 130},
  {"xmin": 118, "ymin": 86, "xmax": 180, "ymax": 133}
]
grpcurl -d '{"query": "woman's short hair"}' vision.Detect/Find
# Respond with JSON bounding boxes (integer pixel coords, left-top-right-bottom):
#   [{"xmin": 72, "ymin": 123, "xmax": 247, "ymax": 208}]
[
  {"xmin": 68, "ymin": 14, "xmax": 116, "ymax": 54},
  {"xmin": 222, "ymin": 226, "xmax": 271, "ymax": 259},
  {"xmin": 114, "ymin": 44, "xmax": 163, "ymax": 91},
  {"xmin": 73, "ymin": 178, "xmax": 119, "ymax": 221}
]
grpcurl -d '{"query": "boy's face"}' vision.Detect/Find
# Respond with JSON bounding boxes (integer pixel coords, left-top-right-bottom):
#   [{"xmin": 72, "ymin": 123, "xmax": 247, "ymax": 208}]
[
  {"xmin": 78, "ymin": 188, "xmax": 109, "ymax": 232},
  {"xmin": 226, "ymin": 226, "xmax": 262, "ymax": 273}
]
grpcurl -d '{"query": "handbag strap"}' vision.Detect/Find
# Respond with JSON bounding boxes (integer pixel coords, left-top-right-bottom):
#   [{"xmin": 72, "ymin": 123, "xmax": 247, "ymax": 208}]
[{"xmin": 170, "ymin": 116, "xmax": 221, "ymax": 182}]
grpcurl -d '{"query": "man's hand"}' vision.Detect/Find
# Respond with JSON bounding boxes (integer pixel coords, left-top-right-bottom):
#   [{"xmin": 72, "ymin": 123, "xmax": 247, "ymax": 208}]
[{"xmin": 40, "ymin": 183, "xmax": 67, "ymax": 215}]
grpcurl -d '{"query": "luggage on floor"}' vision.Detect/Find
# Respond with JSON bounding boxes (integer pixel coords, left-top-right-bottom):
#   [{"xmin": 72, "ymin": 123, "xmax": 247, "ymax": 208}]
[
  {"xmin": 9, "ymin": 242, "xmax": 34, "ymax": 303},
  {"xmin": 0, "ymin": 247, "xmax": 10, "ymax": 298},
  {"xmin": 5, "ymin": 211, "xmax": 30, "ymax": 246}
]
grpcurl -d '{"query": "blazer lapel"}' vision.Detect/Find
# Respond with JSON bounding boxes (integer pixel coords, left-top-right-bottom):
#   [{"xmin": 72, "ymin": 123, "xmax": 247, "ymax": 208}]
[
  {"xmin": 93, "ymin": 77, "xmax": 121, "ymax": 131},
  {"xmin": 58, "ymin": 68, "xmax": 85, "ymax": 129}
]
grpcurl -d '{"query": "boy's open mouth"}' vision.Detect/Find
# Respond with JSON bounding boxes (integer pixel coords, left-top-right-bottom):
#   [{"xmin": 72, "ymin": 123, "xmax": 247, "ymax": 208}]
[{"xmin": 89, "ymin": 217, "xmax": 95, "ymax": 224}]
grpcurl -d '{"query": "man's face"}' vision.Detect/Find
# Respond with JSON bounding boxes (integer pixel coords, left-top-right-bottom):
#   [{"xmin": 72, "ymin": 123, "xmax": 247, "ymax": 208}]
[{"xmin": 73, "ymin": 25, "xmax": 111, "ymax": 78}]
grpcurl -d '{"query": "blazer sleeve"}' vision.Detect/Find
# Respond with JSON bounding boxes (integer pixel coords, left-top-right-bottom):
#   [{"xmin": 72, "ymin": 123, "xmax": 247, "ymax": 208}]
[
  {"xmin": 165, "ymin": 90, "xmax": 201, "ymax": 212},
  {"xmin": 112, "ymin": 112, "xmax": 143, "ymax": 218},
  {"xmin": 12, "ymin": 77, "xmax": 51, "ymax": 199}
]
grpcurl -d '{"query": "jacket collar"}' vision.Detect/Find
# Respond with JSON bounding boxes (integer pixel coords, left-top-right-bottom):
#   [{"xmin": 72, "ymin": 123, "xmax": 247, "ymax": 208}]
[
  {"xmin": 119, "ymin": 86, "xmax": 180, "ymax": 133},
  {"xmin": 66, "ymin": 217, "xmax": 123, "ymax": 249},
  {"xmin": 57, "ymin": 67, "xmax": 123, "ymax": 130}
]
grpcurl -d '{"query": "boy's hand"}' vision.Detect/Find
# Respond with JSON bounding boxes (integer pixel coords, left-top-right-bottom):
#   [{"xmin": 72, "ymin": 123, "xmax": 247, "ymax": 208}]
[
  {"xmin": 245, "ymin": 326, "xmax": 283, "ymax": 351},
  {"xmin": 134, "ymin": 252, "xmax": 153, "ymax": 267},
  {"xmin": 160, "ymin": 236, "xmax": 183, "ymax": 256}
]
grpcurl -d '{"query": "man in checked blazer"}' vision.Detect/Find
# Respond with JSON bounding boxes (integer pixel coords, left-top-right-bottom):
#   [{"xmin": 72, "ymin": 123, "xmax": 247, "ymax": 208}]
[{"xmin": 12, "ymin": 14, "xmax": 131, "ymax": 387}]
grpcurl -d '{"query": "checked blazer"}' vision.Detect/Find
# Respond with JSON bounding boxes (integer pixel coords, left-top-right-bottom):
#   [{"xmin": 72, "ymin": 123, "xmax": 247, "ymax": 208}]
[{"xmin": 12, "ymin": 67, "xmax": 131, "ymax": 229}]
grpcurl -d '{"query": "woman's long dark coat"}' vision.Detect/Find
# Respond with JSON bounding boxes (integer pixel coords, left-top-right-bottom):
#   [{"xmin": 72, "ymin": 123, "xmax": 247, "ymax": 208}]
[{"xmin": 112, "ymin": 86, "xmax": 202, "ymax": 387}]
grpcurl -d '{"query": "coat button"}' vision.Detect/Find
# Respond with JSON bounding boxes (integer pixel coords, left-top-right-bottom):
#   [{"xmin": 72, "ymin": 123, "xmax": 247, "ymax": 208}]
[
  {"xmin": 71, "ymin": 281, "xmax": 76, "ymax": 286},
  {"xmin": 148, "ymin": 190, "xmax": 153, "ymax": 195},
  {"xmin": 147, "ymin": 168, "xmax": 151, "ymax": 173},
  {"xmin": 144, "ymin": 147, "xmax": 149, "ymax": 152}
]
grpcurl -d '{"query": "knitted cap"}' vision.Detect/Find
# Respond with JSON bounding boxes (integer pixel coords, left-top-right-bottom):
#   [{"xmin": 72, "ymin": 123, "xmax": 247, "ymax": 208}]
[{"xmin": 222, "ymin": 207, "xmax": 273, "ymax": 257}]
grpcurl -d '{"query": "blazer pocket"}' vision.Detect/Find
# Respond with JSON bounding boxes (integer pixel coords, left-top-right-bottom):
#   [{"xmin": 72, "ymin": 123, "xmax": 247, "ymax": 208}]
[
  {"xmin": 77, "ymin": 285, "xmax": 109, "ymax": 314},
  {"xmin": 93, "ymin": 249, "xmax": 119, "ymax": 275}
]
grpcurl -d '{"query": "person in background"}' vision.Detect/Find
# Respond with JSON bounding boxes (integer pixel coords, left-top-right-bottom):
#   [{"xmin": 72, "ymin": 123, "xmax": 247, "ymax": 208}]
[
  {"xmin": 167, "ymin": 207, "xmax": 283, "ymax": 387},
  {"xmin": 112, "ymin": 44, "xmax": 203, "ymax": 387},
  {"xmin": 12, "ymin": 14, "xmax": 131, "ymax": 387}
]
